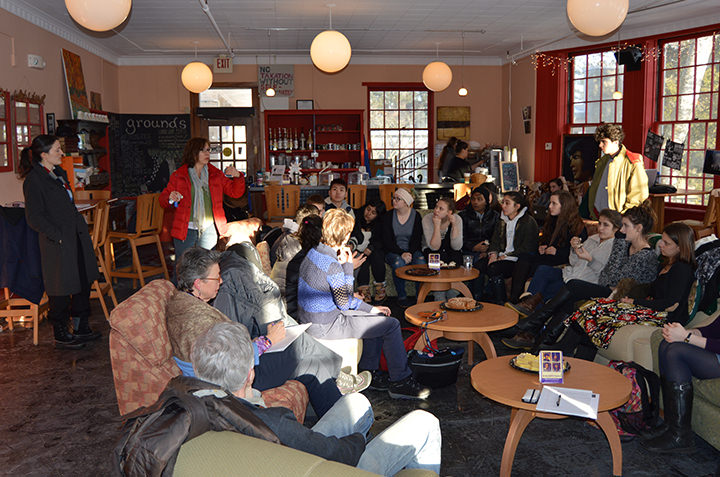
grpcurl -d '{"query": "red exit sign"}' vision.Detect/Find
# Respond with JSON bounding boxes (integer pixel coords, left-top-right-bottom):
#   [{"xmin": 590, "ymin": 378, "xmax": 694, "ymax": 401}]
[{"xmin": 213, "ymin": 56, "xmax": 233, "ymax": 73}]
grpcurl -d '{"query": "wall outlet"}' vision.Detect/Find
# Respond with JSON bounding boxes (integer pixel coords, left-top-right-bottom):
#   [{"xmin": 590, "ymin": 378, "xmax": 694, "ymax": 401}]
[
  {"xmin": 27, "ymin": 54, "xmax": 46, "ymax": 69},
  {"xmin": 545, "ymin": 142, "xmax": 552, "ymax": 150}
]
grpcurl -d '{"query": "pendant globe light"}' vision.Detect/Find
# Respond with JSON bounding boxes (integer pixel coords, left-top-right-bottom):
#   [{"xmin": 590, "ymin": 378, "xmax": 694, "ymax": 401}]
[
  {"xmin": 458, "ymin": 32, "xmax": 468, "ymax": 96},
  {"xmin": 265, "ymin": 30, "xmax": 277, "ymax": 97},
  {"xmin": 567, "ymin": 0, "xmax": 628, "ymax": 37},
  {"xmin": 423, "ymin": 43, "xmax": 452, "ymax": 92},
  {"xmin": 310, "ymin": 4, "xmax": 352, "ymax": 73},
  {"xmin": 65, "ymin": 0, "xmax": 131, "ymax": 31},
  {"xmin": 182, "ymin": 42, "xmax": 213, "ymax": 94}
]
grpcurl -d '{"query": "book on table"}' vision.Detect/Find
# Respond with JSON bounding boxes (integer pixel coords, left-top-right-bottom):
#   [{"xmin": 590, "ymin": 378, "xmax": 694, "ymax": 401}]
[{"xmin": 535, "ymin": 386, "xmax": 599, "ymax": 419}]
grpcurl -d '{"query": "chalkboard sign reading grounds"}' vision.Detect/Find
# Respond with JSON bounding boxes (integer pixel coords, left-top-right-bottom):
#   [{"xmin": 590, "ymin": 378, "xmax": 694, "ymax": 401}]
[
  {"xmin": 108, "ymin": 113, "xmax": 191, "ymax": 197},
  {"xmin": 500, "ymin": 161, "xmax": 519, "ymax": 192}
]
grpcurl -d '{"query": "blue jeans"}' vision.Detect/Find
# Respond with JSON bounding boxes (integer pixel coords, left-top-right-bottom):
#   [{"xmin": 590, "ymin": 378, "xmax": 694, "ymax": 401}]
[
  {"xmin": 174, "ymin": 226, "xmax": 219, "ymax": 264},
  {"xmin": 527, "ymin": 265, "xmax": 564, "ymax": 302},
  {"xmin": 385, "ymin": 251, "xmax": 426, "ymax": 299},
  {"xmin": 313, "ymin": 393, "xmax": 442, "ymax": 476}
]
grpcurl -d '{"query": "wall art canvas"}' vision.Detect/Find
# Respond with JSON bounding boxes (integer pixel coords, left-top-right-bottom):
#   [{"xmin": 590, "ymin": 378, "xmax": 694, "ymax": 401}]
[
  {"xmin": 664, "ymin": 140, "xmax": 684, "ymax": 171},
  {"xmin": 562, "ymin": 134, "xmax": 597, "ymax": 183},
  {"xmin": 437, "ymin": 106, "xmax": 470, "ymax": 141},
  {"xmin": 61, "ymin": 48, "xmax": 90, "ymax": 119},
  {"xmin": 644, "ymin": 130, "xmax": 664, "ymax": 163}
]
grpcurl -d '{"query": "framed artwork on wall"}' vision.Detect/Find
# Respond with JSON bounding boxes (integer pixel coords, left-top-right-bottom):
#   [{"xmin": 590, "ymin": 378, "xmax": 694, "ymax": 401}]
[
  {"xmin": 296, "ymin": 99, "xmax": 314, "ymax": 110},
  {"xmin": 437, "ymin": 106, "xmax": 470, "ymax": 140}
]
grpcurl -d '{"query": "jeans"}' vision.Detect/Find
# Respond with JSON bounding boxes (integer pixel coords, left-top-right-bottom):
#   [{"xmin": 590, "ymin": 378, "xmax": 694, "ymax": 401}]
[
  {"xmin": 385, "ymin": 251, "xmax": 426, "ymax": 299},
  {"xmin": 356, "ymin": 250, "xmax": 387, "ymax": 286},
  {"xmin": 313, "ymin": 393, "xmax": 442, "ymax": 477},
  {"xmin": 174, "ymin": 226, "xmax": 219, "ymax": 264},
  {"xmin": 527, "ymin": 265, "xmax": 564, "ymax": 301}
]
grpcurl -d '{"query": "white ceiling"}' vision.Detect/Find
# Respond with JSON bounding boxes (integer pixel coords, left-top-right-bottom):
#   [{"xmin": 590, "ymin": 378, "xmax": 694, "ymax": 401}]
[{"xmin": 4, "ymin": 0, "xmax": 720, "ymax": 66}]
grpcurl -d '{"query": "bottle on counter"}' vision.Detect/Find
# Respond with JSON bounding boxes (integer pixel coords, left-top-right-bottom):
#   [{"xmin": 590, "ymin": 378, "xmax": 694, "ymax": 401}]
[
  {"xmin": 300, "ymin": 130, "xmax": 306, "ymax": 150},
  {"xmin": 307, "ymin": 129, "xmax": 313, "ymax": 150}
]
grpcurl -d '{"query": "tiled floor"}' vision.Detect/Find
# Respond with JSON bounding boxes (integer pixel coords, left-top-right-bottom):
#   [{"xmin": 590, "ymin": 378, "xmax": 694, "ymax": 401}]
[{"xmin": 1, "ymin": 280, "xmax": 718, "ymax": 476}]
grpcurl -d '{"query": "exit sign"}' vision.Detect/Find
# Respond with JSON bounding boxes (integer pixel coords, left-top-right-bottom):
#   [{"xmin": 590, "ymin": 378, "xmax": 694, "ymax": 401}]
[{"xmin": 213, "ymin": 56, "xmax": 233, "ymax": 73}]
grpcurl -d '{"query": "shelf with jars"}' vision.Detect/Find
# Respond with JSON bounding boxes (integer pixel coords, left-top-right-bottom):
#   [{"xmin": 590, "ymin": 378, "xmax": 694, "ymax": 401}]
[
  {"xmin": 264, "ymin": 109, "xmax": 363, "ymax": 179},
  {"xmin": 56, "ymin": 118, "xmax": 111, "ymax": 191}
]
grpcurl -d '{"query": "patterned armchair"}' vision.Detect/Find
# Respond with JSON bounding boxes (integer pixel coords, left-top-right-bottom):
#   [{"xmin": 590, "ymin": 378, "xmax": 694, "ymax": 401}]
[{"xmin": 108, "ymin": 279, "xmax": 308, "ymax": 421}]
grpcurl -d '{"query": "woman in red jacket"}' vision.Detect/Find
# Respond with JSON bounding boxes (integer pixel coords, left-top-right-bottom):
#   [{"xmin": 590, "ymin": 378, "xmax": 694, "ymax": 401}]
[{"xmin": 160, "ymin": 137, "xmax": 245, "ymax": 261}]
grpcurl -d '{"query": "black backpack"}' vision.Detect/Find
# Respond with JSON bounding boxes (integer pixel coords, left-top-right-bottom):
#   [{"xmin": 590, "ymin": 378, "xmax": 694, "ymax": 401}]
[{"xmin": 607, "ymin": 361, "xmax": 662, "ymax": 437}]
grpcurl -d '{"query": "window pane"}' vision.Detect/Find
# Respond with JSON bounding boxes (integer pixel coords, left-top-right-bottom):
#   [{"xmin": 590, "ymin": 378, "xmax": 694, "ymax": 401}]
[
  {"xmin": 415, "ymin": 130, "xmax": 428, "ymax": 148},
  {"xmin": 689, "ymin": 150, "xmax": 704, "ymax": 173},
  {"xmin": 679, "ymin": 39, "xmax": 695, "ymax": 67},
  {"xmin": 616, "ymin": 99, "xmax": 623, "ymax": 121},
  {"xmin": 587, "ymin": 77, "xmax": 601, "ymax": 101},
  {"xmin": 209, "ymin": 126, "xmax": 220, "ymax": 142},
  {"xmin": 400, "ymin": 130, "xmax": 413, "ymax": 149},
  {"xmin": 371, "ymin": 150, "xmax": 385, "ymax": 160},
  {"xmin": 662, "ymin": 96, "xmax": 677, "ymax": 121},
  {"xmin": 0, "ymin": 123, "xmax": 5, "ymax": 142},
  {"xmin": 370, "ymin": 91, "xmax": 384, "ymax": 110},
  {"xmin": 234, "ymin": 126, "xmax": 246, "ymax": 142},
  {"xmin": 674, "ymin": 123, "xmax": 690, "ymax": 143},
  {"xmin": 385, "ymin": 110, "xmax": 399, "ymax": 128},
  {"xmin": 573, "ymin": 56, "xmax": 586, "ymax": 78},
  {"xmin": 714, "ymin": 65, "xmax": 720, "ymax": 91},
  {"xmin": 236, "ymin": 143, "xmax": 246, "ymax": 160},
  {"xmin": 587, "ymin": 102, "xmax": 600, "ymax": 123},
  {"xmin": 0, "ymin": 96, "xmax": 4, "ymax": 118},
  {"xmin": 679, "ymin": 67, "xmax": 694, "ymax": 94},
  {"xmin": 0, "ymin": 144, "xmax": 6, "ymax": 167},
  {"xmin": 370, "ymin": 111, "xmax": 384, "ymax": 129},
  {"xmin": 16, "ymin": 102, "xmax": 27, "ymax": 123},
  {"xmin": 602, "ymin": 52, "xmax": 617, "ymax": 75},
  {"xmin": 414, "ymin": 110, "xmax": 428, "ymax": 128},
  {"xmin": 573, "ymin": 103, "xmax": 586, "ymax": 123},
  {"xmin": 384, "ymin": 91, "xmax": 398, "ymax": 109},
  {"xmin": 385, "ymin": 130, "xmax": 399, "ymax": 149},
  {"xmin": 698, "ymin": 64, "xmax": 713, "ymax": 93},
  {"xmin": 370, "ymin": 130, "xmax": 384, "ymax": 149},
  {"xmin": 689, "ymin": 122, "xmax": 706, "ymax": 149},
  {"xmin": 664, "ymin": 42, "xmax": 679, "ymax": 69},
  {"xmin": 587, "ymin": 53, "xmax": 602, "ymax": 77},
  {"xmin": 602, "ymin": 76, "xmax": 616, "ymax": 99},
  {"xmin": 221, "ymin": 126, "xmax": 233, "ymax": 142},
  {"xmin": 414, "ymin": 91, "xmax": 428, "ymax": 109},
  {"xmin": 399, "ymin": 110, "xmax": 413, "ymax": 129},
  {"xmin": 29, "ymin": 103, "xmax": 40, "ymax": 123},
  {"xmin": 601, "ymin": 101, "xmax": 615, "ymax": 122},
  {"xmin": 678, "ymin": 95, "xmax": 694, "ymax": 120},
  {"xmin": 574, "ymin": 80, "xmax": 586, "ymax": 101},
  {"xmin": 695, "ymin": 93, "xmax": 711, "ymax": 120},
  {"xmin": 709, "ymin": 123, "xmax": 717, "ymax": 144},
  {"xmin": 221, "ymin": 144, "xmax": 234, "ymax": 160},
  {"xmin": 399, "ymin": 92, "xmax": 413, "ymax": 109},
  {"xmin": 663, "ymin": 69, "xmax": 678, "ymax": 96}
]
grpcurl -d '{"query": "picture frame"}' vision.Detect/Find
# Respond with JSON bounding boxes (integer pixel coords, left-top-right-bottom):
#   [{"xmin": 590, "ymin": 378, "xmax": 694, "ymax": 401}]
[
  {"xmin": 296, "ymin": 99, "xmax": 314, "ymax": 110},
  {"xmin": 46, "ymin": 112, "xmax": 55, "ymax": 135},
  {"xmin": 500, "ymin": 161, "xmax": 519, "ymax": 192}
]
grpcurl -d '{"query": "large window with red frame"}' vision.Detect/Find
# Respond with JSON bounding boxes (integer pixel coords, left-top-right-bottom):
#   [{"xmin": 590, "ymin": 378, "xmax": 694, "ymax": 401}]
[
  {"xmin": 569, "ymin": 51, "xmax": 624, "ymax": 134},
  {"xmin": 368, "ymin": 86, "xmax": 430, "ymax": 183},
  {"xmin": 657, "ymin": 33, "xmax": 720, "ymax": 206},
  {"xmin": 13, "ymin": 98, "xmax": 44, "ymax": 170},
  {"xmin": 0, "ymin": 91, "xmax": 10, "ymax": 172}
]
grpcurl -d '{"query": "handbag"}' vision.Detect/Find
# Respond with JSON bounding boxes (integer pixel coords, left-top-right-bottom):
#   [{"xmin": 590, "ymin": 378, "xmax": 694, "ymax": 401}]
[{"xmin": 407, "ymin": 313, "xmax": 465, "ymax": 388}]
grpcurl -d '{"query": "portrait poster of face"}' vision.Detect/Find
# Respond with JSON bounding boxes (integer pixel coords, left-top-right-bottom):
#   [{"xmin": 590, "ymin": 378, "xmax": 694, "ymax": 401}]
[{"xmin": 562, "ymin": 134, "xmax": 597, "ymax": 183}]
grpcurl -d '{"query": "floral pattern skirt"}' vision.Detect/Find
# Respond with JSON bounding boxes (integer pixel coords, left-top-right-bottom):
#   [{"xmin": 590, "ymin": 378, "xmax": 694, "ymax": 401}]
[{"xmin": 566, "ymin": 298, "xmax": 667, "ymax": 349}]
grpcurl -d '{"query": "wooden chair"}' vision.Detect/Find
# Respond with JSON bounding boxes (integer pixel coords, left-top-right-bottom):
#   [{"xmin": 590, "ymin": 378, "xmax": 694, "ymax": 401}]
[
  {"xmin": 682, "ymin": 193, "xmax": 720, "ymax": 240},
  {"xmin": 0, "ymin": 288, "xmax": 49, "ymax": 346},
  {"xmin": 264, "ymin": 185, "xmax": 300, "ymax": 224},
  {"xmin": 75, "ymin": 190, "xmax": 111, "ymax": 230},
  {"xmin": 379, "ymin": 183, "xmax": 414, "ymax": 210},
  {"xmin": 347, "ymin": 184, "xmax": 367, "ymax": 209},
  {"xmin": 105, "ymin": 193, "xmax": 170, "ymax": 288},
  {"xmin": 89, "ymin": 200, "xmax": 118, "ymax": 320}
]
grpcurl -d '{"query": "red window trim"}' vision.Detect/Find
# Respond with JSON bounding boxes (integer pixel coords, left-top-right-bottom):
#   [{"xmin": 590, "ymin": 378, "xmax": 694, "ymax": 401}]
[{"xmin": 0, "ymin": 91, "xmax": 11, "ymax": 173}]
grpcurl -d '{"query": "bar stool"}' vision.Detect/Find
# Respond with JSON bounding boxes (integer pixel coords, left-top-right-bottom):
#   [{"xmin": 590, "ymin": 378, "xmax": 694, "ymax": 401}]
[
  {"xmin": 264, "ymin": 185, "xmax": 300, "ymax": 225},
  {"xmin": 347, "ymin": 184, "xmax": 367, "ymax": 209},
  {"xmin": 89, "ymin": 200, "xmax": 118, "ymax": 320},
  {"xmin": 0, "ymin": 288, "xmax": 49, "ymax": 346}
]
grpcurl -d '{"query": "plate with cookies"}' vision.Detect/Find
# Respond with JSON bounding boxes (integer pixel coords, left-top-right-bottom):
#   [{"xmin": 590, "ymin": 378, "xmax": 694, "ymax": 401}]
[{"xmin": 440, "ymin": 297, "xmax": 483, "ymax": 312}]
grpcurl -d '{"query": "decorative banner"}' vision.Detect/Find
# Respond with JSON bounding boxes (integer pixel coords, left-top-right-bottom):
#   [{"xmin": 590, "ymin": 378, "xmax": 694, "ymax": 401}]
[
  {"xmin": 644, "ymin": 130, "xmax": 664, "ymax": 163},
  {"xmin": 664, "ymin": 140, "xmax": 685, "ymax": 171},
  {"xmin": 61, "ymin": 48, "xmax": 90, "ymax": 119},
  {"xmin": 258, "ymin": 65, "xmax": 295, "ymax": 97}
]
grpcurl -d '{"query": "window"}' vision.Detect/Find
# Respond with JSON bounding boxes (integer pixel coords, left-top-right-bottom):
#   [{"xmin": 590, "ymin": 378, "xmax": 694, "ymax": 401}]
[
  {"xmin": 0, "ymin": 91, "xmax": 10, "ymax": 172},
  {"xmin": 569, "ymin": 51, "xmax": 624, "ymax": 133},
  {"xmin": 657, "ymin": 33, "xmax": 720, "ymax": 206},
  {"xmin": 13, "ymin": 98, "xmax": 44, "ymax": 169},
  {"xmin": 208, "ymin": 125, "xmax": 247, "ymax": 174},
  {"xmin": 368, "ymin": 87, "xmax": 430, "ymax": 182}
]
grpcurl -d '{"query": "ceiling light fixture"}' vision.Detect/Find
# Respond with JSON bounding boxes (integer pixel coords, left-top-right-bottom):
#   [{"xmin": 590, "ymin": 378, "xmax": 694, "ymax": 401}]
[
  {"xmin": 265, "ymin": 30, "xmax": 276, "ymax": 97},
  {"xmin": 310, "ymin": 4, "xmax": 352, "ymax": 73},
  {"xmin": 458, "ymin": 32, "xmax": 468, "ymax": 97},
  {"xmin": 566, "ymin": 0, "xmax": 628, "ymax": 37},
  {"xmin": 612, "ymin": 30, "xmax": 623, "ymax": 100},
  {"xmin": 182, "ymin": 42, "xmax": 213, "ymax": 94},
  {"xmin": 423, "ymin": 43, "xmax": 452, "ymax": 92},
  {"xmin": 65, "ymin": 0, "xmax": 131, "ymax": 32}
]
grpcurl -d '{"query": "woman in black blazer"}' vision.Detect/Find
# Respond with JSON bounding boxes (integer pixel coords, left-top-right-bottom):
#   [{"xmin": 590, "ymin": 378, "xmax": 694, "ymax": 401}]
[{"xmin": 19, "ymin": 135, "xmax": 100, "ymax": 349}]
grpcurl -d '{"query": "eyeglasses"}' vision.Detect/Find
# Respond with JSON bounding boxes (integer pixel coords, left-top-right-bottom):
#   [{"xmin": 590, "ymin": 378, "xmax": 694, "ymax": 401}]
[
  {"xmin": 201, "ymin": 276, "xmax": 222, "ymax": 282},
  {"xmin": 200, "ymin": 148, "xmax": 211, "ymax": 153},
  {"xmin": 392, "ymin": 196, "xmax": 402, "ymax": 201}
]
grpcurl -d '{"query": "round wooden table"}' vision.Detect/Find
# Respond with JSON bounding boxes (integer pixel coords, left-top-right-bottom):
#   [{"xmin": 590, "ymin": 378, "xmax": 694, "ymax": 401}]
[
  {"xmin": 471, "ymin": 356, "xmax": 631, "ymax": 477},
  {"xmin": 404, "ymin": 301, "xmax": 517, "ymax": 364},
  {"xmin": 395, "ymin": 264, "xmax": 479, "ymax": 304}
]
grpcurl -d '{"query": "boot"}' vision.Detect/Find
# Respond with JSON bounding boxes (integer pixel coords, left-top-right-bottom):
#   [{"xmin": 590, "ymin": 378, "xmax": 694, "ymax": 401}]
[
  {"xmin": 373, "ymin": 282, "xmax": 386, "ymax": 304},
  {"xmin": 505, "ymin": 293, "xmax": 543, "ymax": 319},
  {"xmin": 517, "ymin": 286, "xmax": 573, "ymax": 337},
  {"xmin": 642, "ymin": 382, "xmax": 695, "ymax": 453},
  {"xmin": 483, "ymin": 276, "xmax": 507, "ymax": 304},
  {"xmin": 53, "ymin": 320, "xmax": 85, "ymax": 350},
  {"xmin": 537, "ymin": 322, "xmax": 585, "ymax": 356},
  {"xmin": 357, "ymin": 285, "xmax": 372, "ymax": 304},
  {"xmin": 74, "ymin": 315, "xmax": 101, "ymax": 342},
  {"xmin": 501, "ymin": 331, "xmax": 535, "ymax": 350}
]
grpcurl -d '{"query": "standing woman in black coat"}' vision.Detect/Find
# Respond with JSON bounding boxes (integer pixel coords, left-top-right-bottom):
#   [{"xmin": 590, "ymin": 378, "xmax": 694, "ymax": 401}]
[{"xmin": 18, "ymin": 135, "xmax": 100, "ymax": 349}]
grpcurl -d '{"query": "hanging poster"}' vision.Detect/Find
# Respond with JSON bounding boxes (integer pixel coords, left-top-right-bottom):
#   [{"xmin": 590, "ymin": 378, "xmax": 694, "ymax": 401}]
[
  {"xmin": 562, "ymin": 134, "xmax": 597, "ymax": 183},
  {"xmin": 437, "ymin": 106, "xmax": 470, "ymax": 141},
  {"xmin": 61, "ymin": 48, "xmax": 90, "ymax": 119},
  {"xmin": 664, "ymin": 140, "xmax": 684, "ymax": 171},
  {"xmin": 703, "ymin": 150, "xmax": 720, "ymax": 176},
  {"xmin": 258, "ymin": 65, "xmax": 295, "ymax": 97},
  {"xmin": 644, "ymin": 130, "xmax": 664, "ymax": 163}
]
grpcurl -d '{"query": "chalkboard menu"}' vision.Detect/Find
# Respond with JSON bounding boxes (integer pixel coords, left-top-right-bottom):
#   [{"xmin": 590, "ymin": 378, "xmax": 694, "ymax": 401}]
[{"xmin": 108, "ymin": 113, "xmax": 191, "ymax": 197}]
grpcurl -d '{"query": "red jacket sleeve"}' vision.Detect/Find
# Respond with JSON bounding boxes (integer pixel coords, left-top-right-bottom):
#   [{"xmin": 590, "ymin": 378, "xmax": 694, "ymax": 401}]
[{"xmin": 221, "ymin": 173, "xmax": 246, "ymax": 198}]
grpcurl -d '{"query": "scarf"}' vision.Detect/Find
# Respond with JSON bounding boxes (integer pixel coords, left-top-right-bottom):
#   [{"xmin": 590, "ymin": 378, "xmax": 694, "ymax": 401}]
[{"xmin": 189, "ymin": 165, "xmax": 213, "ymax": 230}]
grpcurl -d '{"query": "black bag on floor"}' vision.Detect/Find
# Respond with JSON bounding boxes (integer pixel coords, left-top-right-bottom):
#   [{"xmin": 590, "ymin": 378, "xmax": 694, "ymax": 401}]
[{"xmin": 408, "ymin": 347, "xmax": 465, "ymax": 388}]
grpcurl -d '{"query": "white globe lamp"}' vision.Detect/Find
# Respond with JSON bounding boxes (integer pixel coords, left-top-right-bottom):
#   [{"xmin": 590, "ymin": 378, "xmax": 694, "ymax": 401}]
[
  {"xmin": 265, "ymin": 87, "xmax": 276, "ymax": 97},
  {"xmin": 567, "ymin": 0, "xmax": 629, "ymax": 37},
  {"xmin": 181, "ymin": 62, "xmax": 213, "ymax": 94},
  {"xmin": 65, "ymin": 0, "xmax": 131, "ymax": 31},
  {"xmin": 458, "ymin": 87, "xmax": 468, "ymax": 97},
  {"xmin": 423, "ymin": 61, "xmax": 453, "ymax": 92},
  {"xmin": 310, "ymin": 30, "xmax": 352, "ymax": 73}
]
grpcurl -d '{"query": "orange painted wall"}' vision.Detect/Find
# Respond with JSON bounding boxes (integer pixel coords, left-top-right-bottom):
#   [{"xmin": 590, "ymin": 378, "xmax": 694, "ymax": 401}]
[
  {"xmin": 503, "ymin": 56, "xmax": 537, "ymax": 182},
  {"xmin": 0, "ymin": 10, "xmax": 119, "ymax": 204}
]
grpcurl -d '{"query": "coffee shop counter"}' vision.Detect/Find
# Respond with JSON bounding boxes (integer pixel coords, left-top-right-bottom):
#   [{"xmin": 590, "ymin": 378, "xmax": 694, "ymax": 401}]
[{"xmin": 248, "ymin": 183, "xmax": 453, "ymax": 218}]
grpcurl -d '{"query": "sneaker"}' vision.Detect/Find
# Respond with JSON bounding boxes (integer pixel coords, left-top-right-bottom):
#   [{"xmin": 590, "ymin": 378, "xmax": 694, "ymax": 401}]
[
  {"xmin": 366, "ymin": 370, "xmax": 390, "ymax": 392},
  {"xmin": 54, "ymin": 331, "xmax": 86, "ymax": 350},
  {"xmin": 373, "ymin": 282, "xmax": 387, "ymax": 304},
  {"xmin": 336, "ymin": 370, "xmax": 373, "ymax": 395},
  {"xmin": 388, "ymin": 375, "xmax": 431, "ymax": 400},
  {"xmin": 501, "ymin": 331, "xmax": 536, "ymax": 350},
  {"xmin": 74, "ymin": 329, "xmax": 102, "ymax": 342}
]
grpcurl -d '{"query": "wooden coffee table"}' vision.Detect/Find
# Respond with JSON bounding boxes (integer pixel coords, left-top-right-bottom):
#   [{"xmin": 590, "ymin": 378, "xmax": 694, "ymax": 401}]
[
  {"xmin": 471, "ymin": 356, "xmax": 631, "ymax": 477},
  {"xmin": 405, "ymin": 301, "xmax": 518, "ymax": 364},
  {"xmin": 395, "ymin": 264, "xmax": 479, "ymax": 304}
]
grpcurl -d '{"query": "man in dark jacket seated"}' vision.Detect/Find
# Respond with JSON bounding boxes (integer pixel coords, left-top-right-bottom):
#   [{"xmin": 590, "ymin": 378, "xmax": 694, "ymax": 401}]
[
  {"xmin": 213, "ymin": 229, "xmax": 370, "ymax": 417},
  {"xmin": 192, "ymin": 322, "xmax": 442, "ymax": 475}
]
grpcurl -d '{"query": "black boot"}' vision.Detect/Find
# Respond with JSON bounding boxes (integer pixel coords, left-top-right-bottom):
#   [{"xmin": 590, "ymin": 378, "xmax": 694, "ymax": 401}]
[
  {"xmin": 538, "ymin": 322, "xmax": 585, "ymax": 356},
  {"xmin": 74, "ymin": 315, "xmax": 101, "ymax": 342},
  {"xmin": 518, "ymin": 286, "xmax": 573, "ymax": 337},
  {"xmin": 642, "ymin": 381, "xmax": 695, "ymax": 453},
  {"xmin": 53, "ymin": 321, "xmax": 85, "ymax": 350}
]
